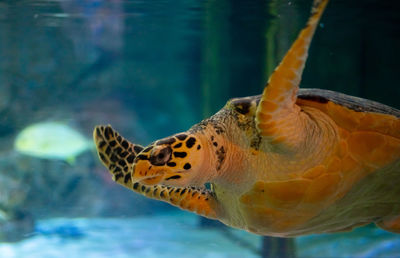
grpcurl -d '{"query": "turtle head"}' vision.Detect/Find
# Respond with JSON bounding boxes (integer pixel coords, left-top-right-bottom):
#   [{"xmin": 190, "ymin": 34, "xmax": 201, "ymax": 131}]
[{"xmin": 132, "ymin": 133, "xmax": 207, "ymax": 187}]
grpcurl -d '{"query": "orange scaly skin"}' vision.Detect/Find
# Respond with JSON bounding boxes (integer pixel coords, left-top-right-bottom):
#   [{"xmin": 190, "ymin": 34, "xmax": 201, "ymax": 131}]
[
  {"xmin": 93, "ymin": 0, "xmax": 400, "ymax": 236},
  {"xmin": 238, "ymin": 104, "xmax": 400, "ymax": 236}
]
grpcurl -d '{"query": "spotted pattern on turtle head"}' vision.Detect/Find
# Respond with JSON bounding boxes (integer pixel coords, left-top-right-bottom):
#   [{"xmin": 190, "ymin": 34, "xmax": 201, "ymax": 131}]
[
  {"xmin": 128, "ymin": 132, "xmax": 207, "ymax": 186},
  {"xmin": 94, "ymin": 125, "xmax": 143, "ymax": 185}
]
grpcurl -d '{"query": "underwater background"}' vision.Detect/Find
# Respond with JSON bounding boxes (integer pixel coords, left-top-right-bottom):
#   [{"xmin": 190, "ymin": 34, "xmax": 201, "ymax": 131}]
[{"xmin": 0, "ymin": 0, "xmax": 399, "ymax": 257}]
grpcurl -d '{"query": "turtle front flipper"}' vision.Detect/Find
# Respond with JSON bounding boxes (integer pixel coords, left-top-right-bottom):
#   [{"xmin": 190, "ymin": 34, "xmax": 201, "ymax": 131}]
[
  {"xmin": 256, "ymin": 0, "xmax": 329, "ymax": 147},
  {"xmin": 94, "ymin": 125, "xmax": 143, "ymax": 187},
  {"xmin": 132, "ymin": 183, "xmax": 218, "ymax": 219},
  {"xmin": 93, "ymin": 125, "xmax": 218, "ymax": 219}
]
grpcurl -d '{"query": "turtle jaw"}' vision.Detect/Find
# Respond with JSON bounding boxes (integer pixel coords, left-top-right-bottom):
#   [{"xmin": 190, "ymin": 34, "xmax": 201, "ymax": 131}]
[
  {"xmin": 132, "ymin": 167, "xmax": 190, "ymax": 186},
  {"xmin": 132, "ymin": 160, "xmax": 166, "ymax": 185},
  {"xmin": 132, "ymin": 160, "xmax": 187, "ymax": 186},
  {"xmin": 136, "ymin": 174, "xmax": 164, "ymax": 185}
]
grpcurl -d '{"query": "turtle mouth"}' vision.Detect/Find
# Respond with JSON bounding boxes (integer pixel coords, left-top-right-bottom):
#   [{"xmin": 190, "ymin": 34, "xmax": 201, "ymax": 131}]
[
  {"xmin": 137, "ymin": 171, "xmax": 187, "ymax": 184},
  {"xmin": 134, "ymin": 174, "xmax": 164, "ymax": 185},
  {"xmin": 132, "ymin": 161, "xmax": 167, "ymax": 185}
]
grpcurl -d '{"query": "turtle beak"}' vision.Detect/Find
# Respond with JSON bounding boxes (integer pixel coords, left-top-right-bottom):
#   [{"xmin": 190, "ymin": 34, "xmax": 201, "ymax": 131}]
[{"xmin": 132, "ymin": 160, "xmax": 165, "ymax": 185}]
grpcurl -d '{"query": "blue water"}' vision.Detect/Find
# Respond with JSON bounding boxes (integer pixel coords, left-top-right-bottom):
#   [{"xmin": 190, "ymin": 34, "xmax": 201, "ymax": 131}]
[
  {"xmin": 0, "ymin": 212, "xmax": 399, "ymax": 258},
  {"xmin": 1, "ymin": 213, "xmax": 260, "ymax": 258}
]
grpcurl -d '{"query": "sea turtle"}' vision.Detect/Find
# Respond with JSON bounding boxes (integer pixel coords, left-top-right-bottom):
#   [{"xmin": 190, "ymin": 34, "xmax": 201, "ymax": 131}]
[{"xmin": 93, "ymin": 0, "xmax": 400, "ymax": 236}]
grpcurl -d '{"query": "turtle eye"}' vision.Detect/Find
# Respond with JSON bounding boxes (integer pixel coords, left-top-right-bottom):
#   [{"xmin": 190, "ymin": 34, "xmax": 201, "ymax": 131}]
[{"xmin": 150, "ymin": 146, "xmax": 172, "ymax": 165}]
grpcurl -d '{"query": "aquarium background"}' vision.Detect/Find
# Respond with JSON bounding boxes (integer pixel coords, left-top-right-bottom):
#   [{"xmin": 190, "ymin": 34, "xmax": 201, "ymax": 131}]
[{"xmin": 0, "ymin": 0, "xmax": 399, "ymax": 257}]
